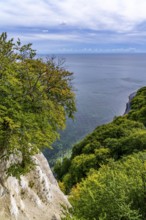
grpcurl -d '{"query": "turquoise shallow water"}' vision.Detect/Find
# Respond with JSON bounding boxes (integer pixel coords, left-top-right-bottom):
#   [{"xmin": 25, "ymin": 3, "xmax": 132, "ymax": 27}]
[{"xmin": 44, "ymin": 54, "xmax": 146, "ymax": 162}]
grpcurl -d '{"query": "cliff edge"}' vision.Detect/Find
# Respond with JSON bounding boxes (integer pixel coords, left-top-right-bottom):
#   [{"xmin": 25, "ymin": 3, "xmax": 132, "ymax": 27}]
[
  {"xmin": 0, "ymin": 153, "xmax": 70, "ymax": 220},
  {"xmin": 124, "ymin": 92, "xmax": 136, "ymax": 114}
]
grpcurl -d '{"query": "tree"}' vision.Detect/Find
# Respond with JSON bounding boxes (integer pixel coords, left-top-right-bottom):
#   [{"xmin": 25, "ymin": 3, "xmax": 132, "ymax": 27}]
[
  {"xmin": 66, "ymin": 152, "xmax": 146, "ymax": 220},
  {"xmin": 0, "ymin": 32, "xmax": 76, "ymax": 177}
]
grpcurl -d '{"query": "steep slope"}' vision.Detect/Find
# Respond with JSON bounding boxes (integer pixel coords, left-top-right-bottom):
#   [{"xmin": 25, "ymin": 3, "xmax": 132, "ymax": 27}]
[
  {"xmin": 57, "ymin": 87, "xmax": 146, "ymax": 220},
  {"xmin": 55, "ymin": 86, "xmax": 146, "ymax": 193},
  {"xmin": 0, "ymin": 153, "xmax": 70, "ymax": 220}
]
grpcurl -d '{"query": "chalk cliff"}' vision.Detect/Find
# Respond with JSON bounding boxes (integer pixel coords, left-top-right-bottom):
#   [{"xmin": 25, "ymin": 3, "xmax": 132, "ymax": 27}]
[{"xmin": 0, "ymin": 153, "xmax": 69, "ymax": 220}]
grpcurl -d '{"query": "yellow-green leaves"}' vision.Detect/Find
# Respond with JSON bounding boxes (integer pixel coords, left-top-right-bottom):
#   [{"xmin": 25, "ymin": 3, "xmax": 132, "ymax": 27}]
[
  {"xmin": 0, "ymin": 33, "xmax": 76, "ymax": 177},
  {"xmin": 68, "ymin": 153, "xmax": 146, "ymax": 220}
]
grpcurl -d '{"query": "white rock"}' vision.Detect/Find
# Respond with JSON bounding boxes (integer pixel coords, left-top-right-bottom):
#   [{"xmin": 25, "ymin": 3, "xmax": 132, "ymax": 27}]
[
  {"xmin": 10, "ymin": 194, "xmax": 19, "ymax": 218},
  {"xmin": 0, "ymin": 153, "xmax": 70, "ymax": 220}
]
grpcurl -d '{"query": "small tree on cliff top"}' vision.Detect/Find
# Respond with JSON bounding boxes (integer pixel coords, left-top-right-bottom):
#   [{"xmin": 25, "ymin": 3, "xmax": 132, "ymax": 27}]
[{"xmin": 0, "ymin": 32, "xmax": 76, "ymax": 177}]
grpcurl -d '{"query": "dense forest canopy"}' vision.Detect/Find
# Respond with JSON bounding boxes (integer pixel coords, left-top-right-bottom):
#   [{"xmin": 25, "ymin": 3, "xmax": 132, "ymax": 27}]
[
  {"xmin": 54, "ymin": 86, "xmax": 146, "ymax": 220},
  {"xmin": 0, "ymin": 32, "xmax": 76, "ymax": 177}
]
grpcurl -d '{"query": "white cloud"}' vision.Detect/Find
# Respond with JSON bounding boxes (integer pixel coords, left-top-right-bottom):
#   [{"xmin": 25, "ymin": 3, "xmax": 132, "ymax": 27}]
[
  {"xmin": 1, "ymin": 0, "xmax": 146, "ymax": 32},
  {"xmin": 1, "ymin": 0, "xmax": 146, "ymax": 52}
]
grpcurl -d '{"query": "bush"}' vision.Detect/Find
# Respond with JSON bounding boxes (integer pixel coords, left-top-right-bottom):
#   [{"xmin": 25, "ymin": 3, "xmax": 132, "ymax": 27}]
[{"xmin": 68, "ymin": 152, "xmax": 146, "ymax": 220}]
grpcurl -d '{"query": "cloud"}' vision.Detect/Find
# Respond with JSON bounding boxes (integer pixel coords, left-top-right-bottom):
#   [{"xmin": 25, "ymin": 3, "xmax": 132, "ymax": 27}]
[
  {"xmin": 1, "ymin": 0, "xmax": 146, "ymax": 31},
  {"xmin": 1, "ymin": 0, "xmax": 146, "ymax": 52}
]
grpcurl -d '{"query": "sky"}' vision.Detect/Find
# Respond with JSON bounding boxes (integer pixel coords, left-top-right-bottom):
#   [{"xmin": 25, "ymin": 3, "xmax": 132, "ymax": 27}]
[{"xmin": 1, "ymin": 0, "xmax": 146, "ymax": 54}]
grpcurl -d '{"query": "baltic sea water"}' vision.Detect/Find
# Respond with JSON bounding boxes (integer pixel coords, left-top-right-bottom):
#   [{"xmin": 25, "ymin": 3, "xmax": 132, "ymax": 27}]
[{"xmin": 44, "ymin": 54, "xmax": 146, "ymax": 162}]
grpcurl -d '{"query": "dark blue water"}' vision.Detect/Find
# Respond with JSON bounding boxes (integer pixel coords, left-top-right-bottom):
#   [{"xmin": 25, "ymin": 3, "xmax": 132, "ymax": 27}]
[{"xmin": 45, "ymin": 54, "xmax": 146, "ymax": 161}]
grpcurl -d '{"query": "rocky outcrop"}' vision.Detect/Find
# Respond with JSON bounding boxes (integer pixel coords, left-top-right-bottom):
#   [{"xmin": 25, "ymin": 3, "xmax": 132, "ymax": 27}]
[
  {"xmin": 124, "ymin": 92, "xmax": 136, "ymax": 115},
  {"xmin": 0, "ymin": 153, "xmax": 70, "ymax": 220}
]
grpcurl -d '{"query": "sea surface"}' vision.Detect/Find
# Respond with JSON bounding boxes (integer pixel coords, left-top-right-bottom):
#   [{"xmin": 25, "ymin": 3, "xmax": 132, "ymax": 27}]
[{"xmin": 44, "ymin": 54, "xmax": 146, "ymax": 163}]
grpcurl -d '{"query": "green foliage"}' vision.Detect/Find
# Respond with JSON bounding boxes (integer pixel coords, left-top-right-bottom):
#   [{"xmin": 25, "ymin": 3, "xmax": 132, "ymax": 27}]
[
  {"xmin": 107, "ymin": 130, "xmax": 146, "ymax": 158},
  {"xmin": 59, "ymin": 148, "xmax": 111, "ymax": 193},
  {"xmin": 62, "ymin": 86, "xmax": 146, "ymax": 219},
  {"xmin": 94, "ymin": 147, "xmax": 111, "ymax": 164},
  {"xmin": 71, "ymin": 117, "xmax": 144, "ymax": 158},
  {"xmin": 128, "ymin": 87, "xmax": 146, "ymax": 125},
  {"xmin": 69, "ymin": 154, "xmax": 96, "ymax": 182},
  {"xmin": 0, "ymin": 32, "xmax": 76, "ymax": 177},
  {"xmin": 54, "ymin": 157, "xmax": 71, "ymax": 180},
  {"xmin": 67, "ymin": 152, "xmax": 146, "ymax": 220},
  {"xmin": 59, "ymin": 81, "xmax": 146, "ymax": 219},
  {"xmin": 57, "ymin": 118, "xmax": 146, "ymax": 191}
]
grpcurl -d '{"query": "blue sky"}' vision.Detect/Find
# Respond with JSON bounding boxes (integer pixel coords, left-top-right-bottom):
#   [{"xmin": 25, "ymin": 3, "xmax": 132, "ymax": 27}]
[{"xmin": 1, "ymin": 0, "xmax": 146, "ymax": 53}]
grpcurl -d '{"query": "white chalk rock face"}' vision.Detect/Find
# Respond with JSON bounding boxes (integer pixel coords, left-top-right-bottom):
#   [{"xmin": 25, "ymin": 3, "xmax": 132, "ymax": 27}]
[{"xmin": 0, "ymin": 153, "xmax": 70, "ymax": 220}]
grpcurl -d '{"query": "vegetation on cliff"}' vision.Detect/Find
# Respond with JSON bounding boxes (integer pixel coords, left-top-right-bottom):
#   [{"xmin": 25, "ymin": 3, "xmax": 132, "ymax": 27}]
[
  {"xmin": 0, "ymin": 32, "xmax": 76, "ymax": 177},
  {"xmin": 54, "ymin": 86, "xmax": 146, "ymax": 220}
]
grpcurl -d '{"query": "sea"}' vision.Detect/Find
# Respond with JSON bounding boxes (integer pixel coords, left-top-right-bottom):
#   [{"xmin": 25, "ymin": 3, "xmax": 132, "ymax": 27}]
[{"xmin": 43, "ymin": 54, "xmax": 146, "ymax": 163}]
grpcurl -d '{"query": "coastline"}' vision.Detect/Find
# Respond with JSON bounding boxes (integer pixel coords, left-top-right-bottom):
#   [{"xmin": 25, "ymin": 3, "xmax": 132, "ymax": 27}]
[{"xmin": 124, "ymin": 92, "xmax": 136, "ymax": 115}]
